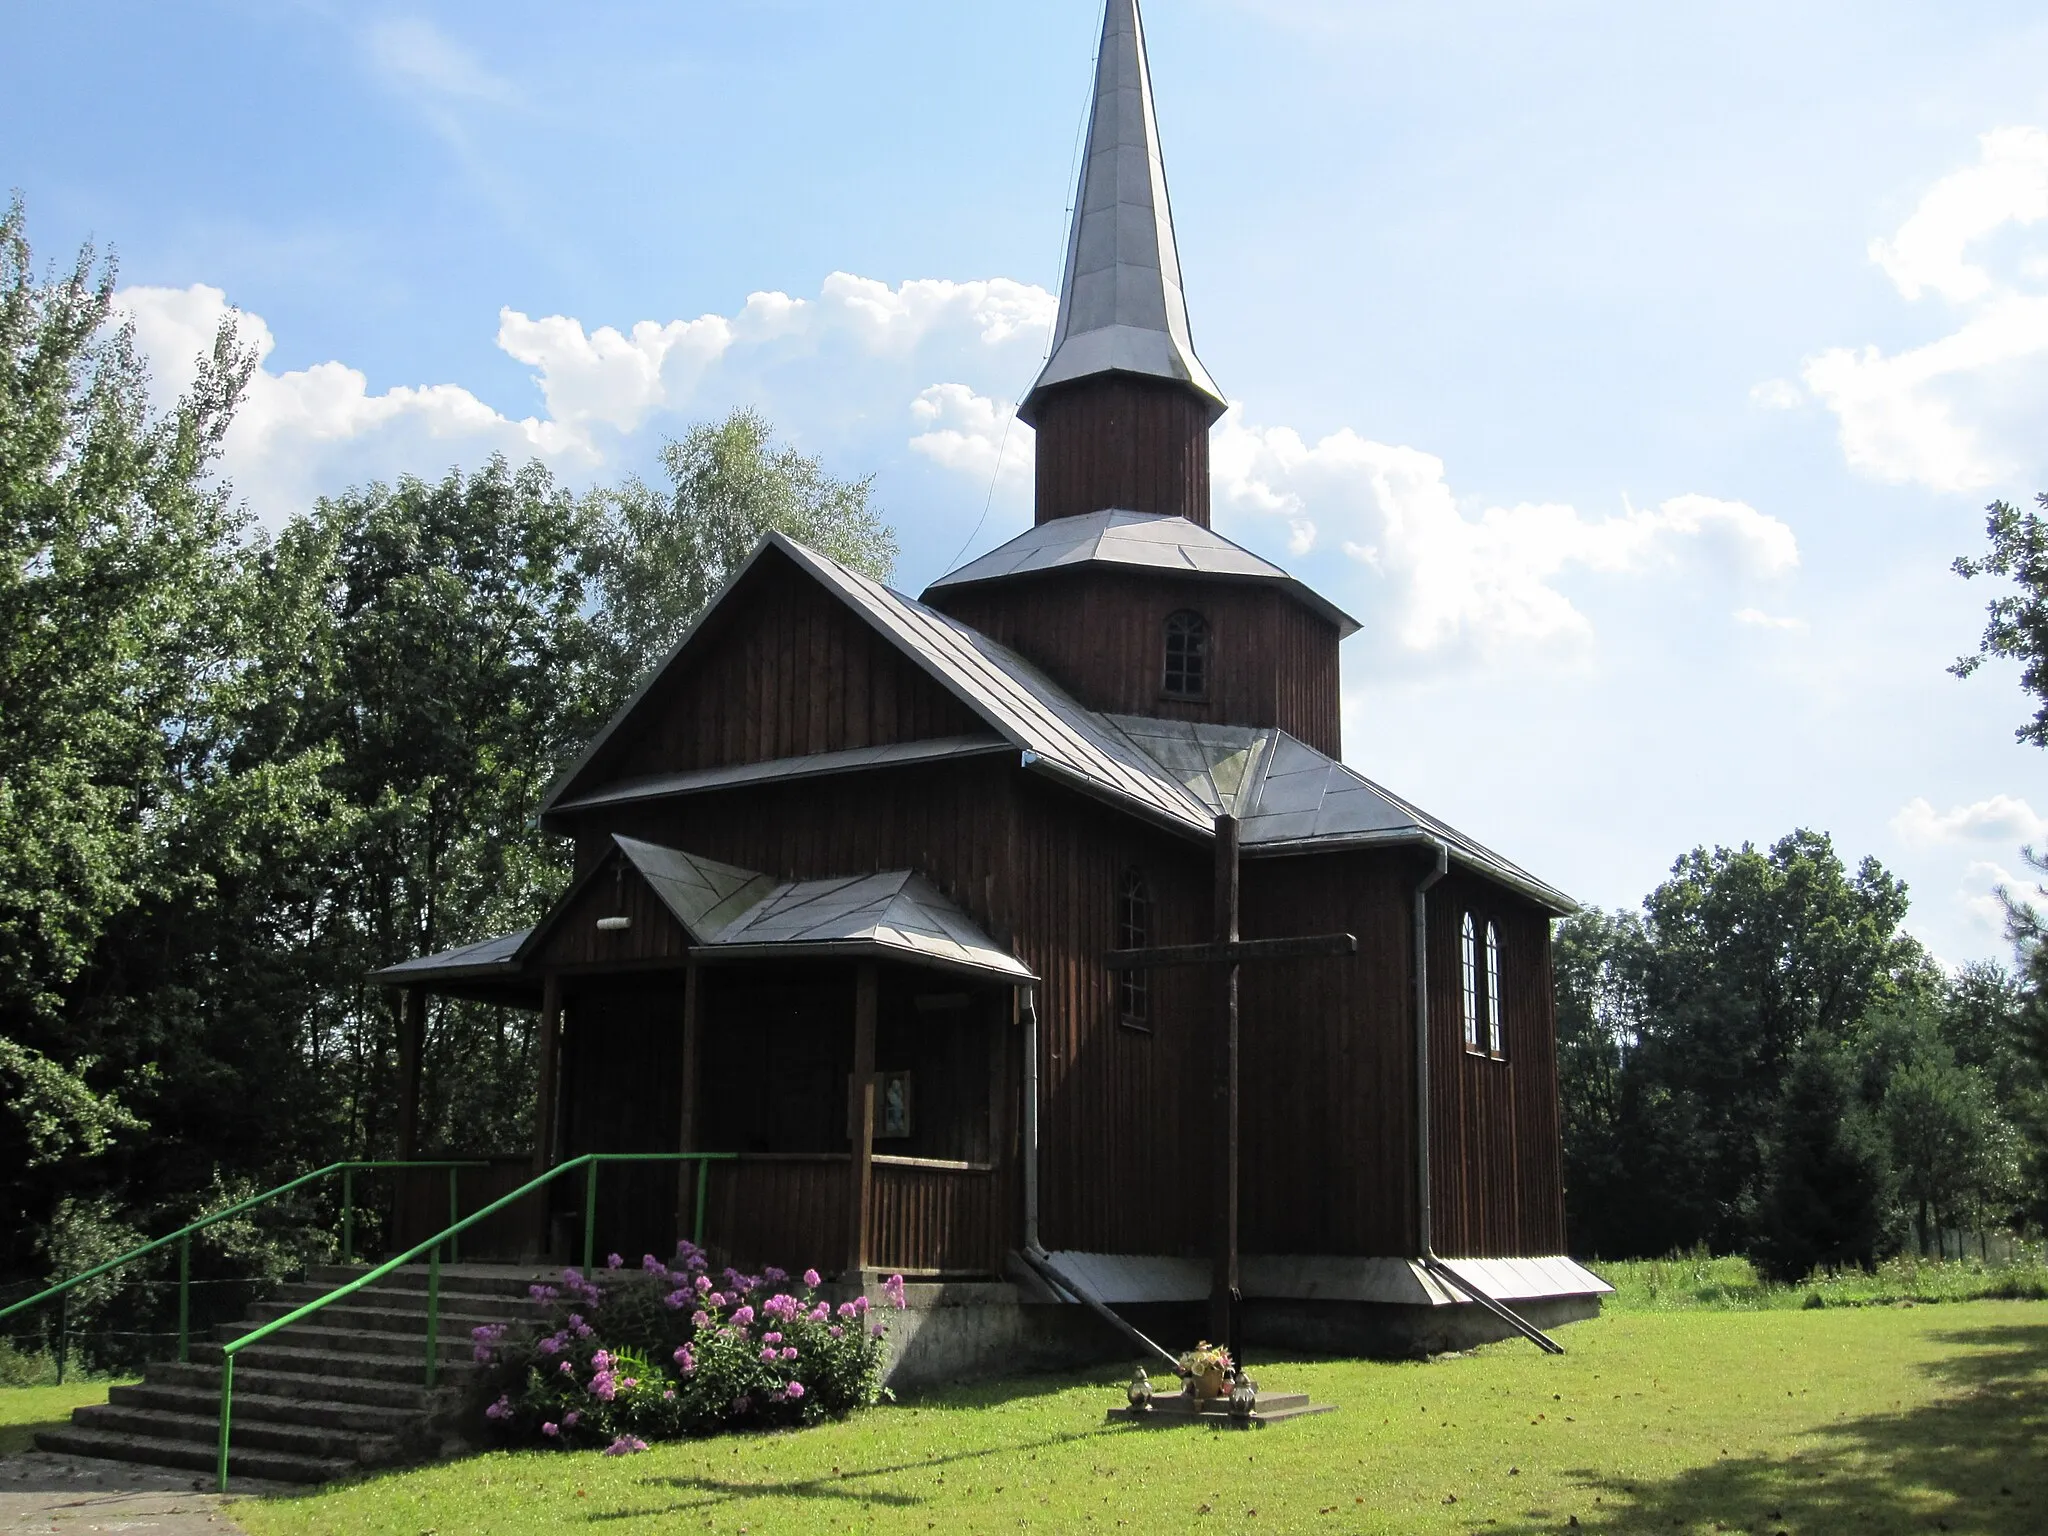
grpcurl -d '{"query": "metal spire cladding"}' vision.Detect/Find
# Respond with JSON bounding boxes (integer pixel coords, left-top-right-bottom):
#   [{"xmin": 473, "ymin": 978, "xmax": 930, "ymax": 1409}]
[{"xmin": 1017, "ymin": 0, "xmax": 1226, "ymax": 427}]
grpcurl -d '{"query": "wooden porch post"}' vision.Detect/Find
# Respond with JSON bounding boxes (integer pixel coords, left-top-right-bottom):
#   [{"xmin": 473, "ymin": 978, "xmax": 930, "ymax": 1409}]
[
  {"xmin": 846, "ymin": 962, "xmax": 879, "ymax": 1279},
  {"xmin": 531, "ymin": 974, "xmax": 562, "ymax": 1177},
  {"xmin": 396, "ymin": 986, "xmax": 427, "ymax": 1161},
  {"xmin": 1212, "ymin": 815, "xmax": 1241, "ymax": 1353},
  {"xmin": 674, "ymin": 963, "xmax": 702, "ymax": 1244}
]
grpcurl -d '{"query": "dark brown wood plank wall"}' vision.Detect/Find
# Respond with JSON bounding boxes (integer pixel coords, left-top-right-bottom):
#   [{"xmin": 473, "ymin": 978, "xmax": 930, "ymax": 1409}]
[
  {"xmin": 1424, "ymin": 873, "xmax": 1567, "ymax": 1258},
  {"xmin": 1237, "ymin": 849, "xmax": 1419, "ymax": 1257},
  {"xmin": 534, "ymin": 855, "xmax": 694, "ymax": 969},
  {"xmin": 594, "ymin": 552, "xmax": 984, "ymax": 787},
  {"xmin": 867, "ymin": 1163, "xmax": 999, "ymax": 1274},
  {"xmin": 928, "ymin": 571, "xmax": 1342, "ymax": 758},
  {"xmin": 1030, "ymin": 375, "xmax": 1213, "ymax": 526}
]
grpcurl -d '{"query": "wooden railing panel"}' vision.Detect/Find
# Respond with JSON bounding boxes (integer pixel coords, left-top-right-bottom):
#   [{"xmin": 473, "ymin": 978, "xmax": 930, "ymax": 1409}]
[{"xmin": 868, "ymin": 1161, "xmax": 998, "ymax": 1275}]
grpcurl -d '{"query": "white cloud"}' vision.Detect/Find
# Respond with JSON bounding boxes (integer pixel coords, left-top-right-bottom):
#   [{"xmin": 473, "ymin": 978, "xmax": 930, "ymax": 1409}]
[
  {"xmin": 1749, "ymin": 378, "xmax": 1804, "ymax": 410},
  {"xmin": 1891, "ymin": 793, "xmax": 2048, "ymax": 848},
  {"xmin": 495, "ymin": 310, "xmax": 734, "ymax": 434},
  {"xmin": 1869, "ymin": 127, "xmax": 2048, "ymax": 304},
  {"xmin": 367, "ymin": 18, "xmax": 518, "ymax": 106},
  {"xmin": 1802, "ymin": 127, "xmax": 2048, "ymax": 492},
  {"xmin": 1734, "ymin": 607, "xmax": 1805, "ymax": 630},
  {"xmin": 907, "ymin": 384, "xmax": 1029, "ymax": 485},
  {"xmin": 1209, "ymin": 412, "xmax": 1796, "ymax": 660},
  {"xmin": 1959, "ymin": 858, "xmax": 2022, "ymax": 937}
]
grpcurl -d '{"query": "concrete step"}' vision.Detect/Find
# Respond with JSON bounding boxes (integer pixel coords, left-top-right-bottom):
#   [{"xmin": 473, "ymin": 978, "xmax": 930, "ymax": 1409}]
[
  {"xmin": 110, "ymin": 1381, "xmax": 425, "ymax": 1436},
  {"xmin": 189, "ymin": 1339, "xmax": 482, "ymax": 1385},
  {"xmin": 241, "ymin": 1299, "xmax": 538, "ymax": 1337},
  {"xmin": 305, "ymin": 1263, "xmax": 562, "ymax": 1299},
  {"xmin": 209, "ymin": 1319, "xmax": 484, "ymax": 1361},
  {"xmin": 146, "ymin": 1359, "xmax": 437, "ymax": 1411},
  {"xmin": 71, "ymin": 1402, "xmax": 402, "ymax": 1464},
  {"xmin": 35, "ymin": 1423, "xmax": 354, "ymax": 1485}
]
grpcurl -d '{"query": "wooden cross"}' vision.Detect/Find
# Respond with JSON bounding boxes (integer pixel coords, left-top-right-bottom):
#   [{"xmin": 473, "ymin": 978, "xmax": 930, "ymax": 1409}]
[{"xmin": 1106, "ymin": 812, "xmax": 1356, "ymax": 1356}]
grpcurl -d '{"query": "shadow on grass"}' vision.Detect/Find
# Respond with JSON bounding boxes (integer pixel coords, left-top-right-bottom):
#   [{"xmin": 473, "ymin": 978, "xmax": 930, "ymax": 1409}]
[
  {"xmin": 585, "ymin": 1425, "xmax": 1125, "ymax": 1523},
  {"xmin": 1502, "ymin": 1320, "xmax": 2048, "ymax": 1534},
  {"xmin": 0, "ymin": 1420, "xmax": 66, "ymax": 1457}
]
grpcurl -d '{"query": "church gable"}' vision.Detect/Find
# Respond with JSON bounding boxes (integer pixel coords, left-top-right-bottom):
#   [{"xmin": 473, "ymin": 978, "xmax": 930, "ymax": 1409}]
[
  {"xmin": 529, "ymin": 845, "xmax": 694, "ymax": 971},
  {"xmin": 563, "ymin": 545, "xmax": 990, "ymax": 800}
]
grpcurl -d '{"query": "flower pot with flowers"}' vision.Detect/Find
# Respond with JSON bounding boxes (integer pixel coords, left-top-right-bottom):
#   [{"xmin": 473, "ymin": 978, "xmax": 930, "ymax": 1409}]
[{"xmin": 1177, "ymin": 1341, "xmax": 1234, "ymax": 1402}]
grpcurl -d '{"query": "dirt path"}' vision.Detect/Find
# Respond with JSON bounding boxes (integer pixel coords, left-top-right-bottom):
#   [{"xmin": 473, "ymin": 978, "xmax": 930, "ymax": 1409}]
[{"xmin": 0, "ymin": 1447, "xmax": 287, "ymax": 1534}]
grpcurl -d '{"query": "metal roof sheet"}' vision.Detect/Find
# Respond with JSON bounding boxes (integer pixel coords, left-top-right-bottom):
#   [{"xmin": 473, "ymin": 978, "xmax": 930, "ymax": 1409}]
[
  {"xmin": 548, "ymin": 736, "xmax": 1009, "ymax": 818},
  {"xmin": 614, "ymin": 838, "xmax": 779, "ymax": 940},
  {"xmin": 371, "ymin": 928, "xmax": 530, "ymax": 983},
  {"xmin": 1019, "ymin": 0, "xmax": 1224, "ymax": 425},
  {"xmin": 1102, "ymin": 715, "xmax": 1577, "ymax": 914},
  {"xmin": 924, "ymin": 511, "xmax": 1361, "ymax": 636},
  {"xmin": 708, "ymin": 869, "xmax": 1034, "ymax": 981}
]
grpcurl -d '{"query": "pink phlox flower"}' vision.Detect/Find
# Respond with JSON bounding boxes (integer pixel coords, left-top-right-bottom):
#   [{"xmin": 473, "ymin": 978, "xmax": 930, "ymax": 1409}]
[
  {"xmin": 484, "ymin": 1393, "xmax": 512, "ymax": 1421},
  {"xmin": 802, "ymin": 1268, "xmax": 822, "ymax": 1289},
  {"xmin": 851, "ymin": 1295, "xmax": 870, "ymax": 1316},
  {"xmin": 872, "ymin": 1323, "xmax": 886, "ymax": 1338},
  {"xmin": 691, "ymin": 1310, "xmax": 710, "ymax": 1329},
  {"xmin": 541, "ymin": 1421, "xmax": 560, "ymax": 1438},
  {"xmin": 760, "ymin": 1346, "xmax": 780, "ymax": 1363},
  {"xmin": 694, "ymin": 1274, "xmax": 712, "ymax": 1294},
  {"xmin": 673, "ymin": 1344, "xmax": 695, "ymax": 1374},
  {"xmin": 763, "ymin": 1331, "xmax": 782, "ymax": 1344},
  {"xmin": 663, "ymin": 1388, "xmax": 675, "ymax": 1401},
  {"xmin": 781, "ymin": 1346, "xmax": 798, "ymax": 1361},
  {"xmin": 884, "ymin": 1273, "xmax": 907, "ymax": 1310},
  {"xmin": 809, "ymin": 1302, "xmax": 830, "ymax": 1322},
  {"xmin": 528, "ymin": 1283, "xmax": 559, "ymax": 1303},
  {"xmin": 706, "ymin": 1292, "xmax": 726, "ymax": 1308},
  {"xmin": 558, "ymin": 1360, "xmax": 575, "ymax": 1376},
  {"xmin": 764, "ymin": 1293, "xmax": 799, "ymax": 1321},
  {"xmin": 837, "ymin": 1301, "xmax": 857, "ymax": 1320},
  {"xmin": 763, "ymin": 1266, "xmax": 787, "ymax": 1284},
  {"xmin": 602, "ymin": 1435, "xmax": 648, "ymax": 1457},
  {"xmin": 588, "ymin": 1372, "xmax": 618, "ymax": 1402},
  {"xmin": 731, "ymin": 1305, "xmax": 755, "ymax": 1327},
  {"xmin": 641, "ymin": 1253, "xmax": 663, "ymax": 1272},
  {"xmin": 784, "ymin": 1380, "xmax": 806, "ymax": 1401},
  {"xmin": 829, "ymin": 1325, "xmax": 844, "ymax": 1339},
  {"xmin": 591, "ymin": 1349, "xmax": 612, "ymax": 1371},
  {"xmin": 536, "ymin": 1335, "xmax": 561, "ymax": 1356},
  {"xmin": 665, "ymin": 1288, "xmax": 690, "ymax": 1309},
  {"xmin": 606, "ymin": 1252, "xmax": 624, "ymax": 1270},
  {"xmin": 563, "ymin": 1410, "xmax": 581, "ymax": 1427}
]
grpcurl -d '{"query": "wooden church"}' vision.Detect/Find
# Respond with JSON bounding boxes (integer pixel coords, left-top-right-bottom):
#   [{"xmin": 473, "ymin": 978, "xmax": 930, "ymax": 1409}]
[{"xmin": 380, "ymin": 0, "xmax": 1607, "ymax": 1360}]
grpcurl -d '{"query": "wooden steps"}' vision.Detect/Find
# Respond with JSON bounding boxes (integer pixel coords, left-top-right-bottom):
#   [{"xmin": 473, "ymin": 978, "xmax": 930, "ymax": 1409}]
[{"xmin": 36, "ymin": 1262, "xmax": 553, "ymax": 1484}]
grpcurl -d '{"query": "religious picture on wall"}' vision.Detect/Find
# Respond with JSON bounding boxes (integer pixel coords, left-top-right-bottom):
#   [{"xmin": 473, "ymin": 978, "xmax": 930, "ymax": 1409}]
[{"xmin": 878, "ymin": 1070, "xmax": 913, "ymax": 1139}]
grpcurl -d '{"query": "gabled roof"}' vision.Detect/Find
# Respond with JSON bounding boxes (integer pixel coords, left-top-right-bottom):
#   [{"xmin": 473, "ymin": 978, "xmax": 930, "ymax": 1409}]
[
  {"xmin": 1019, "ymin": 0, "xmax": 1224, "ymax": 425},
  {"xmin": 543, "ymin": 532, "xmax": 1216, "ymax": 837},
  {"xmin": 1104, "ymin": 716, "xmax": 1576, "ymax": 914},
  {"xmin": 710, "ymin": 869, "xmax": 1034, "ymax": 980},
  {"xmin": 614, "ymin": 837, "xmax": 777, "ymax": 940},
  {"xmin": 923, "ymin": 510, "xmax": 1361, "ymax": 637}
]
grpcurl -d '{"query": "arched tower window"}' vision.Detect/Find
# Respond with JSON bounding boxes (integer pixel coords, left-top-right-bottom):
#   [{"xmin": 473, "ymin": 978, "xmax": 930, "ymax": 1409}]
[
  {"xmin": 1485, "ymin": 921, "xmax": 1503, "ymax": 1056},
  {"xmin": 1117, "ymin": 869, "xmax": 1152, "ymax": 1029},
  {"xmin": 1162, "ymin": 610, "xmax": 1209, "ymax": 700},
  {"xmin": 1460, "ymin": 912, "xmax": 1479, "ymax": 1050}
]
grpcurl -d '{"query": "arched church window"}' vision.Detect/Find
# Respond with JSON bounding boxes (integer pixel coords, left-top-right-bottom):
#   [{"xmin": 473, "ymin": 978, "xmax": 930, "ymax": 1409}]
[
  {"xmin": 1117, "ymin": 869, "xmax": 1152, "ymax": 1029},
  {"xmin": 1485, "ymin": 921, "xmax": 1503, "ymax": 1056},
  {"xmin": 1162, "ymin": 610, "xmax": 1209, "ymax": 700},
  {"xmin": 1460, "ymin": 912, "xmax": 1479, "ymax": 1050}
]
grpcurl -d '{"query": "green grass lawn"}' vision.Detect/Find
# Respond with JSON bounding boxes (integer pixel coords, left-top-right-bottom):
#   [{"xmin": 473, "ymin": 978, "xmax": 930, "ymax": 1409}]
[
  {"xmin": 231, "ymin": 1299, "xmax": 2048, "ymax": 1536},
  {"xmin": 0, "ymin": 1380, "xmax": 130, "ymax": 1455}
]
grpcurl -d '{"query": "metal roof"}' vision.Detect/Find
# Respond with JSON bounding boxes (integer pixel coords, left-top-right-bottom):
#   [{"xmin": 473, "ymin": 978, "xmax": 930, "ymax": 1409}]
[
  {"xmin": 372, "ymin": 929, "xmax": 530, "ymax": 984},
  {"xmin": 1104, "ymin": 716, "xmax": 1577, "ymax": 914},
  {"xmin": 1018, "ymin": 0, "xmax": 1224, "ymax": 426},
  {"xmin": 708, "ymin": 869, "xmax": 1035, "ymax": 981},
  {"xmin": 924, "ymin": 510, "xmax": 1361, "ymax": 636},
  {"xmin": 548, "ymin": 735, "xmax": 1010, "ymax": 819},
  {"xmin": 614, "ymin": 838, "xmax": 778, "ymax": 940}
]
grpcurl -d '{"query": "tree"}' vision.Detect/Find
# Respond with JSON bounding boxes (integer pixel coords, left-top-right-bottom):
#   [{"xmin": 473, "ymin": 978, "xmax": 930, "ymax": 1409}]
[
  {"xmin": 1552, "ymin": 908, "xmax": 1642, "ymax": 1255},
  {"xmin": 587, "ymin": 408, "xmax": 896, "ymax": 707},
  {"xmin": 1953, "ymin": 492, "xmax": 2048, "ymax": 746},
  {"xmin": 1749, "ymin": 1040, "xmax": 1894, "ymax": 1282}
]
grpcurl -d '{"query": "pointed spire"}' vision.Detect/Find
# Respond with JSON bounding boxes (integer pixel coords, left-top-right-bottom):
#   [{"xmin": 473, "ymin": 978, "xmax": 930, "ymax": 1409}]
[{"xmin": 1018, "ymin": 0, "xmax": 1225, "ymax": 427}]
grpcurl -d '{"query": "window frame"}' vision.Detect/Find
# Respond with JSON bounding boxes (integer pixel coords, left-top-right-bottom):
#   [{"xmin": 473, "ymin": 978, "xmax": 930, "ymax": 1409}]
[
  {"xmin": 1484, "ymin": 920, "xmax": 1504, "ymax": 1058},
  {"xmin": 1161, "ymin": 609, "xmax": 1210, "ymax": 701},
  {"xmin": 1459, "ymin": 912, "xmax": 1479, "ymax": 1051},
  {"xmin": 1116, "ymin": 868, "xmax": 1153, "ymax": 1032}
]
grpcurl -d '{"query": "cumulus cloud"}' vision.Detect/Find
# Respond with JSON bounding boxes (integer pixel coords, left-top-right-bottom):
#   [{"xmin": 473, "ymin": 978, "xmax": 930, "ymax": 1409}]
[
  {"xmin": 907, "ymin": 384, "xmax": 1029, "ymax": 485},
  {"xmin": 367, "ymin": 17, "xmax": 519, "ymax": 106},
  {"xmin": 1209, "ymin": 412, "xmax": 1797, "ymax": 660},
  {"xmin": 1799, "ymin": 127, "xmax": 2048, "ymax": 492},
  {"xmin": 1891, "ymin": 793, "xmax": 2048, "ymax": 848}
]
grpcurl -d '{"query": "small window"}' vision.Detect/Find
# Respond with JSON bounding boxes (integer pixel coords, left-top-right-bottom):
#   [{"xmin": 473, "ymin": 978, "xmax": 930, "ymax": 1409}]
[
  {"xmin": 1485, "ymin": 921, "xmax": 1503, "ymax": 1056},
  {"xmin": 1460, "ymin": 912, "xmax": 1479, "ymax": 1050},
  {"xmin": 1117, "ymin": 869, "xmax": 1152, "ymax": 1029},
  {"xmin": 1162, "ymin": 611, "xmax": 1209, "ymax": 699}
]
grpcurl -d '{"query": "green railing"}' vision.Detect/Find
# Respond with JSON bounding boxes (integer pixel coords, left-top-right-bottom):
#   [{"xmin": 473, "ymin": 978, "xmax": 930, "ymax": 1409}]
[
  {"xmin": 214, "ymin": 1151, "xmax": 735, "ymax": 1491},
  {"xmin": 0, "ymin": 1160, "xmax": 486, "ymax": 1382}
]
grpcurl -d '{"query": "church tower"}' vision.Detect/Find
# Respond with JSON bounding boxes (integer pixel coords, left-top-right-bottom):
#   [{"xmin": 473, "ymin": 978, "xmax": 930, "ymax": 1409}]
[{"xmin": 922, "ymin": 0, "xmax": 1358, "ymax": 757}]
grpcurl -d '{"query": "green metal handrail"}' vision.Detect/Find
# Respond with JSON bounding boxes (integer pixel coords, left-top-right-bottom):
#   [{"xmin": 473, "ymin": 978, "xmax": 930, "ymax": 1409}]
[
  {"xmin": 0, "ymin": 1159, "xmax": 486, "ymax": 1381},
  {"xmin": 213, "ymin": 1151, "xmax": 735, "ymax": 1491}
]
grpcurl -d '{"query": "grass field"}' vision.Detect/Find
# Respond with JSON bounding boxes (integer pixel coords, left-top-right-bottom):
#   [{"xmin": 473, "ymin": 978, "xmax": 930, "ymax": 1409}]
[
  {"xmin": 0, "ymin": 1380, "xmax": 134, "ymax": 1455},
  {"xmin": 220, "ymin": 1299, "xmax": 2047, "ymax": 1536},
  {"xmin": 1596, "ymin": 1252, "xmax": 2048, "ymax": 1312}
]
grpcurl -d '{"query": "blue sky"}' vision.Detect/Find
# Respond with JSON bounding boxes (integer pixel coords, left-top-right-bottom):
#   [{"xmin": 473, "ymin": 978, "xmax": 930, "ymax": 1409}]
[{"xmin": 12, "ymin": 0, "xmax": 2048, "ymax": 963}]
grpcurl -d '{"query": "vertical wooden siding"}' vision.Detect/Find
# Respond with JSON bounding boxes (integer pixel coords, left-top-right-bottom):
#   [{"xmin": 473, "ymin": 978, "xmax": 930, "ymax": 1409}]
[
  {"xmin": 867, "ymin": 1161, "xmax": 999, "ymax": 1274},
  {"xmin": 928, "ymin": 572, "xmax": 1342, "ymax": 758},
  {"xmin": 700, "ymin": 1156, "xmax": 1000, "ymax": 1275},
  {"xmin": 1030, "ymin": 375, "xmax": 1213, "ymax": 526},
  {"xmin": 1424, "ymin": 874, "xmax": 1567, "ymax": 1257}
]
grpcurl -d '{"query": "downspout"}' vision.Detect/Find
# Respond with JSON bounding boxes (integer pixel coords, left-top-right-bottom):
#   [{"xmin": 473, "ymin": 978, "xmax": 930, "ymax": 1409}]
[
  {"xmin": 1018, "ymin": 985, "xmax": 1180, "ymax": 1373},
  {"xmin": 1412, "ymin": 840, "xmax": 1565, "ymax": 1355}
]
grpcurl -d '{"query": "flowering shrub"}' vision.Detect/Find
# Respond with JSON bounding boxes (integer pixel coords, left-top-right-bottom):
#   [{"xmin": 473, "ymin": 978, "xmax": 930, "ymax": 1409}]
[{"xmin": 475, "ymin": 1245, "xmax": 902, "ymax": 1450}]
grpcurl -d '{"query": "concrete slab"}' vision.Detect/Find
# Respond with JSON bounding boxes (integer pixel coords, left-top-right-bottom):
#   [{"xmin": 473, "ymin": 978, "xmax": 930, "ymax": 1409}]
[{"xmin": 0, "ymin": 1446, "xmax": 287, "ymax": 1533}]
